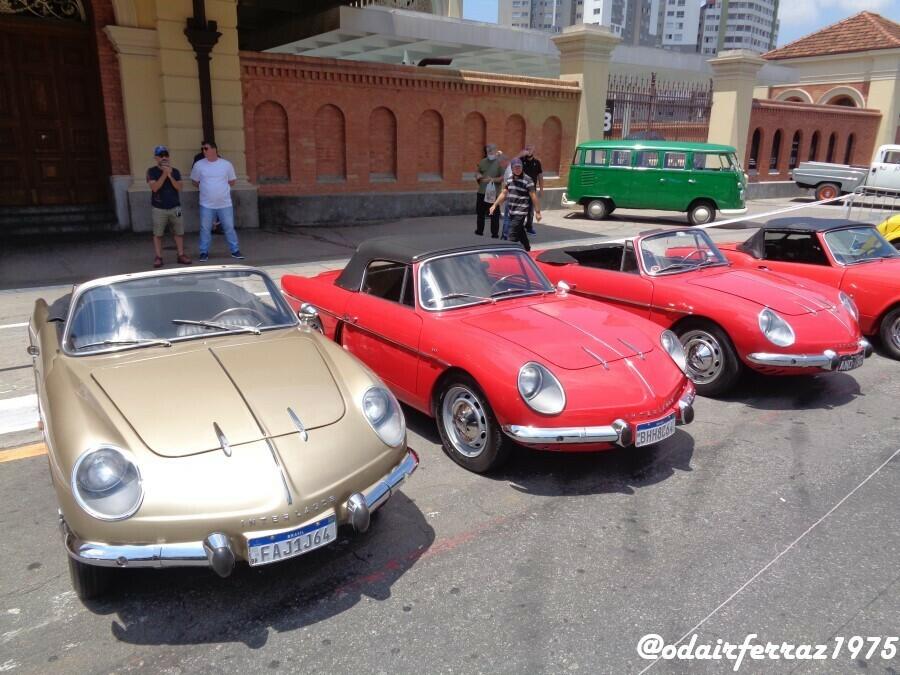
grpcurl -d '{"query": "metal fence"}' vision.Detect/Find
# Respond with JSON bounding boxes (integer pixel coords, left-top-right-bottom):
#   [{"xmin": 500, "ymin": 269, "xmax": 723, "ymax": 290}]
[{"xmin": 606, "ymin": 73, "xmax": 713, "ymax": 143}]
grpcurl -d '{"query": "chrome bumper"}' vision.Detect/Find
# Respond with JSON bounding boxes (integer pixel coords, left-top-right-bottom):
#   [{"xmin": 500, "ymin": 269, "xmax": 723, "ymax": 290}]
[
  {"xmin": 560, "ymin": 192, "xmax": 578, "ymax": 209},
  {"xmin": 747, "ymin": 339, "xmax": 872, "ymax": 370},
  {"xmin": 61, "ymin": 449, "xmax": 419, "ymax": 576},
  {"xmin": 720, "ymin": 207, "xmax": 748, "ymax": 215},
  {"xmin": 503, "ymin": 393, "xmax": 694, "ymax": 447}
]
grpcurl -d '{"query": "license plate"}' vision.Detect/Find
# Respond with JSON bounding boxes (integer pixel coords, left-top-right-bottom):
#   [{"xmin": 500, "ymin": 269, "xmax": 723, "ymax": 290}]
[
  {"xmin": 247, "ymin": 515, "xmax": 337, "ymax": 567},
  {"xmin": 635, "ymin": 413, "xmax": 676, "ymax": 447},
  {"xmin": 837, "ymin": 353, "xmax": 865, "ymax": 372}
]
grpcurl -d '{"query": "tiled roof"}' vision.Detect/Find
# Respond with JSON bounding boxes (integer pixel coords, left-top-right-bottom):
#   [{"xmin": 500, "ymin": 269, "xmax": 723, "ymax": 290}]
[{"xmin": 763, "ymin": 11, "xmax": 900, "ymax": 60}]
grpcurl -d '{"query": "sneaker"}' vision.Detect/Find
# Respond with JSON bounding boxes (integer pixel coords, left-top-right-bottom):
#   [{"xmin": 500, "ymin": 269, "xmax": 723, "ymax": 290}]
[
  {"xmin": 231, "ymin": 250, "xmax": 246, "ymax": 260},
  {"xmin": 198, "ymin": 252, "xmax": 209, "ymax": 263},
  {"xmin": 153, "ymin": 256, "xmax": 163, "ymax": 268},
  {"xmin": 177, "ymin": 254, "xmax": 193, "ymax": 265},
  {"xmin": 526, "ymin": 228, "xmax": 537, "ymax": 235}
]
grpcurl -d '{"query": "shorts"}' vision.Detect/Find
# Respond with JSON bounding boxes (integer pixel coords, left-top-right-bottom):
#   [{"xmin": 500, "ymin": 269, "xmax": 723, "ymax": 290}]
[{"xmin": 152, "ymin": 207, "xmax": 184, "ymax": 237}]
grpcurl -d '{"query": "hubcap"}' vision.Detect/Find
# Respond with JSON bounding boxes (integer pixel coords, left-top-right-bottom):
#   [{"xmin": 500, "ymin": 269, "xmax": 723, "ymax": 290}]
[
  {"xmin": 820, "ymin": 186, "xmax": 836, "ymax": 200},
  {"xmin": 680, "ymin": 329, "xmax": 725, "ymax": 384},
  {"xmin": 588, "ymin": 201, "xmax": 605, "ymax": 219},
  {"xmin": 891, "ymin": 315, "xmax": 900, "ymax": 350},
  {"xmin": 692, "ymin": 206, "xmax": 711, "ymax": 224},
  {"xmin": 441, "ymin": 385, "xmax": 488, "ymax": 458}
]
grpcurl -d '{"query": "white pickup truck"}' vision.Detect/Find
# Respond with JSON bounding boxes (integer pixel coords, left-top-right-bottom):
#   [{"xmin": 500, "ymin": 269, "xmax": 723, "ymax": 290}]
[{"xmin": 792, "ymin": 144, "xmax": 900, "ymax": 200}]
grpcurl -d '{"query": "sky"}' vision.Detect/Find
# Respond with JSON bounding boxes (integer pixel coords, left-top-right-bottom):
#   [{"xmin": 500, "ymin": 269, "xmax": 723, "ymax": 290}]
[{"xmin": 461, "ymin": 0, "xmax": 900, "ymax": 47}]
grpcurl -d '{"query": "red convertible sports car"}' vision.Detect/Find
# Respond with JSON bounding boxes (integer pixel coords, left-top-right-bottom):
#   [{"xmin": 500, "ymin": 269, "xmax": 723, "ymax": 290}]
[
  {"xmin": 534, "ymin": 228, "xmax": 871, "ymax": 396},
  {"xmin": 719, "ymin": 218, "xmax": 900, "ymax": 361},
  {"xmin": 281, "ymin": 235, "xmax": 695, "ymax": 473}
]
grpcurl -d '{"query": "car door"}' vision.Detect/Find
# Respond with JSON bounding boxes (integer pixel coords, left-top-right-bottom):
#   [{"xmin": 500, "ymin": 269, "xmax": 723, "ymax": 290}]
[
  {"xmin": 655, "ymin": 151, "xmax": 691, "ymax": 210},
  {"xmin": 868, "ymin": 147, "xmax": 900, "ymax": 190},
  {"xmin": 568, "ymin": 241, "xmax": 654, "ymax": 320},
  {"xmin": 756, "ymin": 230, "xmax": 845, "ymax": 286},
  {"xmin": 341, "ymin": 261, "xmax": 422, "ymax": 403}
]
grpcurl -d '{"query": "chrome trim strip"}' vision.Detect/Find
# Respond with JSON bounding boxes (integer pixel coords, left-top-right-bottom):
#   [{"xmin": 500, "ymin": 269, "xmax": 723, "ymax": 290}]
[
  {"xmin": 362, "ymin": 450, "xmax": 419, "ymax": 513},
  {"xmin": 213, "ymin": 422, "xmax": 231, "ymax": 457},
  {"xmin": 573, "ymin": 288, "xmax": 654, "ymax": 311},
  {"xmin": 619, "ymin": 338, "xmax": 644, "ymax": 360},
  {"xmin": 747, "ymin": 350, "xmax": 839, "ymax": 369},
  {"xmin": 263, "ymin": 437, "xmax": 294, "ymax": 507},
  {"xmin": 286, "ymin": 407, "xmax": 309, "ymax": 442},
  {"xmin": 342, "ymin": 318, "xmax": 450, "ymax": 368},
  {"xmin": 582, "ymin": 346, "xmax": 609, "ymax": 370},
  {"xmin": 624, "ymin": 357, "xmax": 656, "ymax": 396},
  {"xmin": 503, "ymin": 422, "xmax": 625, "ymax": 444}
]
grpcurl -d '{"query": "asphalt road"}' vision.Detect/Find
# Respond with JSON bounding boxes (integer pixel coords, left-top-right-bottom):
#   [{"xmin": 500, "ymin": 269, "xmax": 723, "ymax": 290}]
[{"xmin": 1, "ymin": 199, "xmax": 898, "ymax": 674}]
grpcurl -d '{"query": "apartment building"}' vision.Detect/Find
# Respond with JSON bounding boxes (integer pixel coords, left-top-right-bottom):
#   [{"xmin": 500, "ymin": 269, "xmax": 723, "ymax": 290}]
[
  {"xmin": 499, "ymin": 0, "xmax": 574, "ymax": 31},
  {"xmin": 660, "ymin": 0, "xmax": 703, "ymax": 52},
  {"xmin": 699, "ymin": 0, "xmax": 779, "ymax": 55}
]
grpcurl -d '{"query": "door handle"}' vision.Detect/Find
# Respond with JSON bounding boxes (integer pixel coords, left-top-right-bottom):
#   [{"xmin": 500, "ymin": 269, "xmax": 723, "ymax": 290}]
[
  {"xmin": 343, "ymin": 314, "xmax": 358, "ymax": 325},
  {"xmin": 659, "ymin": 178, "xmax": 666, "ymax": 183},
  {"xmin": 757, "ymin": 265, "xmax": 769, "ymax": 270},
  {"xmin": 688, "ymin": 179, "xmax": 696, "ymax": 184}
]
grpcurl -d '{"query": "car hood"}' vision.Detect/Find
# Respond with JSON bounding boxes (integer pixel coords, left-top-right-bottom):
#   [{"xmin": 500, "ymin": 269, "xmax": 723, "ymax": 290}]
[
  {"xmin": 91, "ymin": 335, "xmax": 346, "ymax": 457},
  {"xmin": 461, "ymin": 301, "xmax": 656, "ymax": 370},
  {"xmin": 686, "ymin": 270, "xmax": 834, "ymax": 316}
]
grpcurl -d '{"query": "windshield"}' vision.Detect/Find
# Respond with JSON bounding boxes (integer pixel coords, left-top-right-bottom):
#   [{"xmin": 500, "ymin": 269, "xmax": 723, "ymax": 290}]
[
  {"xmin": 824, "ymin": 227, "xmax": 899, "ymax": 264},
  {"xmin": 419, "ymin": 249, "xmax": 554, "ymax": 310},
  {"xmin": 639, "ymin": 230, "xmax": 729, "ymax": 275},
  {"xmin": 65, "ymin": 270, "xmax": 297, "ymax": 354}
]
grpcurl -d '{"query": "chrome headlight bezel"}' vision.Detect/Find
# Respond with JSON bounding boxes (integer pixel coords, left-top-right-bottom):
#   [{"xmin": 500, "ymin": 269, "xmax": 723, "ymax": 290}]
[
  {"xmin": 71, "ymin": 445, "xmax": 143, "ymax": 521},
  {"xmin": 660, "ymin": 329, "xmax": 687, "ymax": 373},
  {"xmin": 517, "ymin": 362, "xmax": 566, "ymax": 415},
  {"xmin": 362, "ymin": 386, "xmax": 406, "ymax": 448},
  {"xmin": 838, "ymin": 291, "xmax": 859, "ymax": 322},
  {"xmin": 758, "ymin": 308, "xmax": 796, "ymax": 347}
]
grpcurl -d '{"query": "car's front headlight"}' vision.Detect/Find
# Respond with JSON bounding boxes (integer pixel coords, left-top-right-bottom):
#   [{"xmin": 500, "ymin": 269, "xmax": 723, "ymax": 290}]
[
  {"xmin": 518, "ymin": 362, "xmax": 566, "ymax": 415},
  {"xmin": 839, "ymin": 291, "xmax": 859, "ymax": 322},
  {"xmin": 660, "ymin": 330, "xmax": 687, "ymax": 372},
  {"xmin": 758, "ymin": 308, "xmax": 795, "ymax": 347},
  {"xmin": 362, "ymin": 387, "xmax": 405, "ymax": 447},
  {"xmin": 71, "ymin": 446, "xmax": 143, "ymax": 521}
]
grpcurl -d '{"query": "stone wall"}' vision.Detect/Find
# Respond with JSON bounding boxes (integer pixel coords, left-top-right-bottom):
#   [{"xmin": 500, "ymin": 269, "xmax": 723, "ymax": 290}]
[{"xmin": 241, "ymin": 52, "xmax": 581, "ymax": 205}]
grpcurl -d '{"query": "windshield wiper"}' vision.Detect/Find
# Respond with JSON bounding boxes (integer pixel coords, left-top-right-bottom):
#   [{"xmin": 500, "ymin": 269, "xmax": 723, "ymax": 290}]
[
  {"xmin": 490, "ymin": 288, "xmax": 542, "ymax": 298},
  {"xmin": 171, "ymin": 319, "xmax": 261, "ymax": 335},
  {"xmin": 76, "ymin": 338, "xmax": 172, "ymax": 351},
  {"xmin": 655, "ymin": 258, "xmax": 722, "ymax": 274},
  {"xmin": 845, "ymin": 257, "xmax": 884, "ymax": 265},
  {"xmin": 438, "ymin": 292, "xmax": 493, "ymax": 304}
]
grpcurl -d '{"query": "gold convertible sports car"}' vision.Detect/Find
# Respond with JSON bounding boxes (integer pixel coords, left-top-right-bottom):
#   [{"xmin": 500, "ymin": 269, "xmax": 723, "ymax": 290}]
[{"xmin": 27, "ymin": 266, "xmax": 418, "ymax": 600}]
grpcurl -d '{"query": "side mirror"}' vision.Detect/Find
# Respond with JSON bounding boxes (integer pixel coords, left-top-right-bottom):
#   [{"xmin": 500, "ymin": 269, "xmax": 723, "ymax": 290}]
[
  {"xmin": 298, "ymin": 303, "xmax": 323, "ymax": 333},
  {"xmin": 556, "ymin": 280, "xmax": 574, "ymax": 295}
]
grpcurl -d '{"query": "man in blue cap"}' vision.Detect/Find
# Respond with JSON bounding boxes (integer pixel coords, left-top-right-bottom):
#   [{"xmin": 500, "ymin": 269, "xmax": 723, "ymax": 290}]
[
  {"xmin": 488, "ymin": 157, "xmax": 542, "ymax": 251},
  {"xmin": 146, "ymin": 145, "xmax": 191, "ymax": 268}
]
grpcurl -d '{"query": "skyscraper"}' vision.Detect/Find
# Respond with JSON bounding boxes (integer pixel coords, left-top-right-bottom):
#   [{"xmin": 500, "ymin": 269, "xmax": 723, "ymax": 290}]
[{"xmin": 699, "ymin": 0, "xmax": 779, "ymax": 55}]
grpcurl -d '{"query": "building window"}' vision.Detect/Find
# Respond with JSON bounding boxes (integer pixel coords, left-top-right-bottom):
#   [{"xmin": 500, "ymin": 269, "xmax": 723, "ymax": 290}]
[
  {"xmin": 769, "ymin": 129, "xmax": 782, "ymax": 173},
  {"xmin": 826, "ymin": 132, "xmax": 837, "ymax": 163},
  {"xmin": 808, "ymin": 131, "xmax": 819, "ymax": 161},
  {"xmin": 844, "ymin": 134, "xmax": 855, "ymax": 164},
  {"xmin": 749, "ymin": 128, "xmax": 761, "ymax": 175},
  {"xmin": 788, "ymin": 131, "xmax": 801, "ymax": 170}
]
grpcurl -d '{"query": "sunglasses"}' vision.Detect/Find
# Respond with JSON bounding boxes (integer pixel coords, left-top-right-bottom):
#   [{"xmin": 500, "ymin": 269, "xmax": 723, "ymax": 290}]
[
  {"xmin": 158, "ymin": 152, "xmax": 169, "ymax": 158},
  {"xmin": 201, "ymin": 146, "xmax": 212, "ymax": 151}
]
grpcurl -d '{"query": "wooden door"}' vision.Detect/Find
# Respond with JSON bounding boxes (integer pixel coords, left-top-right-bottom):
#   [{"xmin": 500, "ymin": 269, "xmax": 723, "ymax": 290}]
[{"xmin": 0, "ymin": 17, "xmax": 108, "ymax": 206}]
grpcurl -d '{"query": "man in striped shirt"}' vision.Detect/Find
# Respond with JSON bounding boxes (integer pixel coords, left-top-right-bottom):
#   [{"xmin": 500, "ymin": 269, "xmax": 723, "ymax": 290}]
[{"xmin": 489, "ymin": 157, "xmax": 542, "ymax": 250}]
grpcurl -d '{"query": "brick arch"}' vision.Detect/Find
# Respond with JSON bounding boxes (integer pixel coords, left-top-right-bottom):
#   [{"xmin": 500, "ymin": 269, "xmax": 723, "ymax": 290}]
[
  {"xmin": 417, "ymin": 109, "xmax": 443, "ymax": 179},
  {"xmin": 808, "ymin": 130, "xmax": 820, "ymax": 161},
  {"xmin": 748, "ymin": 127, "xmax": 763, "ymax": 174},
  {"xmin": 504, "ymin": 114, "xmax": 526, "ymax": 156},
  {"xmin": 768, "ymin": 128, "xmax": 783, "ymax": 173},
  {"xmin": 315, "ymin": 104, "xmax": 346, "ymax": 181},
  {"xmin": 369, "ymin": 107, "xmax": 397, "ymax": 180},
  {"xmin": 774, "ymin": 88, "xmax": 813, "ymax": 104},
  {"xmin": 789, "ymin": 130, "xmax": 802, "ymax": 170},
  {"xmin": 826, "ymin": 131, "xmax": 837, "ymax": 163},
  {"xmin": 463, "ymin": 112, "xmax": 487, "ymax": 174},
  {"xmin": 541, "ymin": 116, "xmax": 562, "ymax": 176},
  {"xmin": 254, "ymin": 101, "xmax": 290, "ymax": 183},
  {"xmin": 818, "ymin": 86, "xmax": 865, "ymax": 108}
]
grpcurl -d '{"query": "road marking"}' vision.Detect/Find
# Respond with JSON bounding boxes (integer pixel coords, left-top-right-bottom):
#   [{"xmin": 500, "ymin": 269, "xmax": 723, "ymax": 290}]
[
  {"xmin": 0, "ymin": 442, "xmax": 47, "ymax": 463},
  {"xmin": 0, "ymin": 322, "xmax": 27, "ymax": 330},
  {"xmin": 0, "ymin": 394, "xmax": 39, "ymax": 435},
  {"xmin": 637, "ymin": 446, "xmax": 900, "ymax": 674}
]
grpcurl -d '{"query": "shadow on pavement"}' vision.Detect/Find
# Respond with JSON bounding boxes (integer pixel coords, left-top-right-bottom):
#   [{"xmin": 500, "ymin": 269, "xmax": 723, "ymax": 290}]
[
  {"xmin": 722, "ymin": 369, "xmax": 862, "ymax": 411},
  {"xmin": 83, "ymin": 493, "xmax": 433, "ymax": 649}
]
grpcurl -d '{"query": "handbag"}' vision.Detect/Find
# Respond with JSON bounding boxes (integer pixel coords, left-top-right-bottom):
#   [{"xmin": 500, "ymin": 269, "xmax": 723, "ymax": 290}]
[{"xmin": 484, "ymin": 181, "xmax": 497, "ymax": 203}]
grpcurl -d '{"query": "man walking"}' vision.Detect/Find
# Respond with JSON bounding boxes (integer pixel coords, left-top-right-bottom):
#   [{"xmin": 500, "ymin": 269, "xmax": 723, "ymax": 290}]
[
  {"xmin": 146, "ymin": 145, "xmax": 191, "ymax": 268},
  {"xmin": 190, "ymin": 140, "xmax": 244, "ymax": 262},
  {"xmin": 475, "ymin": 143, "xmax": 503, "ymax": 238},
  {"xmin": 521, "ymin": 144, "xmax": 543, "ymax": 235},
  {"xmin": 489, "ymin": 157, "xmax": 542, "ymax": 251}
]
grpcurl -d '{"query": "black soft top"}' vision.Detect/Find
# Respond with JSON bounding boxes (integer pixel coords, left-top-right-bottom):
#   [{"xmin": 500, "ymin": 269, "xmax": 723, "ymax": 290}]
[
  {"xmin": 736, "ymin": 217, "xmax": 874, "ymax": 259},
  {"xmin": 536, "ymin": 242, "xmax": 623, "ymax": 265},
  {"xmin": 336, "ymin": 234, "xmax": 523, "ymax": 290}
]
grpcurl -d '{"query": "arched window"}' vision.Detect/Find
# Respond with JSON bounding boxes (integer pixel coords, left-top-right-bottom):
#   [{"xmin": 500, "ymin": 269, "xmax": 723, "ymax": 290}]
[
  {"xmin": 417, "ymin": 110, "xmax": 444, "ymax": 180},
  {"xmin": 788, "ymin": 131, "xmax": 802, "ymax": 170},
  {"xmin": 826, "ymin": 95, "xmax": 856, "ymax": 107},
  {"xmin": 826, "ymin": 132, "xmax": 837, "ymax": 163},
  {"xmin": 769, "ymin": 129, "xmax": 782, "ymax": 173},
  {"xmin": 808, "ymin": 131, "xmax": 820, "ymax": 161},
  {"xmin": 541, "ymin": 116, "xmax": 562, "ymax": 176},
  {"xmin": 315, "ymin": 104, "xmax": 346, "ymax": 181},
  {"xmin": 504, "ymin": 114, "xmax": 526, "ymax": 156},
  {"xmin": 463, "ymin": 112, "xmax": 486, "ymax": 178},
  {"xmin": 844, "ymin": 133, "xmax": 855, "ymax": 165},
  {"xmin": 369, "ymin": 107, "xmax": 397, "ymax": 181},
  {"xmin": 748, "ymin": 128, "xmax": 761, "ymax": 175},
  {"xmin": 254, "ymin": 101, "xmax": 290, "ymax": 183}
]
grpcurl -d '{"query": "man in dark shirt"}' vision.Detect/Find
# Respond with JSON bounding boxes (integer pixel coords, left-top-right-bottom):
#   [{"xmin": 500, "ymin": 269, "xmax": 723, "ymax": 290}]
[
  {"xmin": 488, "ymin": 158, "xmax": 542, "ymax": 251},
  {"xmin": 521, "ymin": 144, "xmax": 543, "ymax": 235},
  {"xmin": 147, "ymin": 145, "xmax": 191, "ymax": 267}
]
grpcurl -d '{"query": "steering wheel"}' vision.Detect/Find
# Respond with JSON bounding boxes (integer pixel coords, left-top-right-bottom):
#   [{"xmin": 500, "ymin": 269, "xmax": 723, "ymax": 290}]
[
  {"xmin": 210, "ymin": 307, "xmax": 268, "ymax": 324},
  {"xmin": 490, "ymin": 273, "xmax": 531, "ymax": 294},
  {"xmin": 674, "ymin": 249, "xmax": 707, "ymax": 264}
]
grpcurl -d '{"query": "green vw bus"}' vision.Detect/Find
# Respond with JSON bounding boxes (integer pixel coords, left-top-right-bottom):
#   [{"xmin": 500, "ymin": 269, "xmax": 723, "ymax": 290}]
[{"xmin": 562, "ymin": 140, "xmax": 747, "ymax": 225}]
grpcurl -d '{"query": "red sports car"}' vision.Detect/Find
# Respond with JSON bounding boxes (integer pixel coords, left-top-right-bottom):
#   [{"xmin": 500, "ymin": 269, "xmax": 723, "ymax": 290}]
[
  {"xmin": 534, "ymin": 228, "xmax": 871, "ymax": 396},
  {"xmin": 718, "ymin": 217, "xmax": 900, "ymax": 361},
  {"xmin": 281, "ymin": 235, "xmax": 695, "ymax": 473}
]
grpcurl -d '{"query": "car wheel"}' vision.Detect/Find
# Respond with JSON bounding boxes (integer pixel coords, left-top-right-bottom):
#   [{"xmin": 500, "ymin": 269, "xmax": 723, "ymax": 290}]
[
  {"xmin": 436, "ymin": 375, "xmax": 509, "ymax": 473},
  {"xmin": 879, "ymin": 307, "xmax": 900, "ymax": 360},
  {"xmin": 815, "ymin": 182, "xmax": 840, "ymax": 201},
  {"xmin": 687, "ymin": 201, "xmax": 715, "ymax": 226},
  {"xmin": 68, "ymin": 556, "xmax": 114, "ymax": 601},
  {"xmin": 584, "ymin": 199, "xmax": 609, "ymax": 221},
  {"xmin": 675, "ymin": 321, "xmax": 741, "ymax": 396}
]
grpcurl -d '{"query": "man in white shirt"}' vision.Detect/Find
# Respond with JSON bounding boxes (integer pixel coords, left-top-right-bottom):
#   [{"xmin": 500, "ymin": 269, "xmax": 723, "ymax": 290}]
[{"xmin": 190, "ymin": 140, "xmax": 243, "ymax": 262}]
